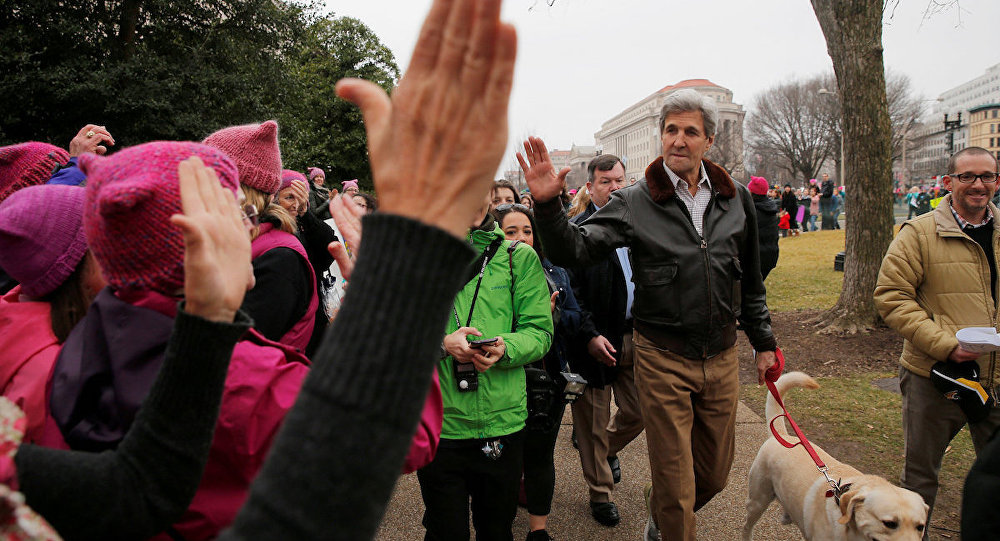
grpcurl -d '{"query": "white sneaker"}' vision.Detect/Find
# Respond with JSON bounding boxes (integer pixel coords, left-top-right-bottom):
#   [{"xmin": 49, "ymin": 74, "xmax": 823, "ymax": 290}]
[{"xmin": 956, "ymin": 327, "xmax": 1000, "ymax": 354}]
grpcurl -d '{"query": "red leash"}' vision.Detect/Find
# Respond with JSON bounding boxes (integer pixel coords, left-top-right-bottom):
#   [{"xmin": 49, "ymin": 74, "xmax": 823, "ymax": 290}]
[{"xmin": 762, "ymin": 348, "xmax": 850, "ymax": 502}]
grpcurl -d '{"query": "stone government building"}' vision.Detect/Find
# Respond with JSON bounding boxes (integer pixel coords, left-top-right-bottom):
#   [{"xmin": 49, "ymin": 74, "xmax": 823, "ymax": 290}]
[{"xmin": 595, "ymin": 79, "xmax": 747, "ymax": 181}]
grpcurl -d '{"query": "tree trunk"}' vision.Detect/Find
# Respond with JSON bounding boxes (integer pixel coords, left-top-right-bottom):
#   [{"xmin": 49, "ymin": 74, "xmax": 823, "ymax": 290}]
[{"xmin": 809, "ymin": 0, "xmax": 894, "ymax": 332}]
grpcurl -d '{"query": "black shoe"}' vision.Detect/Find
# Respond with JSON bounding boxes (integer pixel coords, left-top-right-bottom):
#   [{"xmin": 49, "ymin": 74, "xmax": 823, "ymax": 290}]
[
  {"xmin": 526, "ymin": 529, "xmax": 553, "ymax": 541},
  {"xmin": 607, "ymin": 455, "xmax": 621, "ymax": 484},
  {"xmin": 589, "ymin": 501, "xmax": 621, "ymax": 527}
]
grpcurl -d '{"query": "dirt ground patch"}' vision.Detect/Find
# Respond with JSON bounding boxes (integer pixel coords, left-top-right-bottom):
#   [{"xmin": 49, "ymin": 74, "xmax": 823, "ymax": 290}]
[{"xmin": 736, "ymin": 309, "xmax": 968, "ymax": 540}]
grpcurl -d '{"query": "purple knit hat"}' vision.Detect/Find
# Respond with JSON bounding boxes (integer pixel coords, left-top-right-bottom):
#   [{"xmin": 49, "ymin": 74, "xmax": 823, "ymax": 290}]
[
  {"xmin": 0, "ymin": 185, "xmax": 88, "ymax": 297},
  {"xmin": 0, "ymin": 143, "xmax": 70, "ymax": 204},
  {"xmin": 307, "ymin": 167, "xmax": 324, "ymax": 181},
  {"xmin": 279, "ymin": 169, "xmax": 307, "ymax": 192},
  {"xmin": 78, "ymin": 142, "xmax": 240, "ymax": 294},
  {"xmin": 203, "ymin": 120, "xmax": 282, "ymax": 194}
]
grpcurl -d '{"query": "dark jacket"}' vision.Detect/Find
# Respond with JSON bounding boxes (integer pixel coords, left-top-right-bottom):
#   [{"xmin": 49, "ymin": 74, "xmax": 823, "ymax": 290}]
[
  {"xmin": 752, "ymin": 193, "xmax": 780, "ymax": 280},
  {"xmin": 309, "ymin": 183, "xmax": 331, "ymax": 220},
  {"xmin": 538, "ymin": 257, "xmax": 584, "ymax": 379},
  {"xmin": 535, "ymin": 157, "xmax": 777, "ymax": 359},
  {"xmin": 780, "ymin": 190, "xmax": 798, "ymax": 216},
  {"xmin": 565, "ymin": 202, "xmax": 630, "ymax": 388}
]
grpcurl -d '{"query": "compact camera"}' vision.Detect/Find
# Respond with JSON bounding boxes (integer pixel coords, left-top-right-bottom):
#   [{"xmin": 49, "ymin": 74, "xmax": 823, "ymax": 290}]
[{"xmin": 454, "ymin": 361, "xmax": 478, "ymax": 392}]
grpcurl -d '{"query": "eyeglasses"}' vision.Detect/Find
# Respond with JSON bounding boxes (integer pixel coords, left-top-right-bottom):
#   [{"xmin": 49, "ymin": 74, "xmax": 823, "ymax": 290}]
[
  {"xmin": 241, "ymin": 204, "xmax": 259, "ymax": 226},
  {"xmin": 495, "ymin": 203, "xmax": 531, "ymax": 212},
  {"xmin": 952, "ymin": 172, "xmax": 1000, "ymax": 184}
]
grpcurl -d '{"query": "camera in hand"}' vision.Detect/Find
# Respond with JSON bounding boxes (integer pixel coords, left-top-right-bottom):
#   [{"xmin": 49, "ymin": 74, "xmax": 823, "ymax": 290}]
[
  {"xmin": 559, "ymin": 372, "xmax": 587, "ymax": 403},
  {"xmin": 454, "ymin": 361, "xmax": 478, "ymax": 392}
]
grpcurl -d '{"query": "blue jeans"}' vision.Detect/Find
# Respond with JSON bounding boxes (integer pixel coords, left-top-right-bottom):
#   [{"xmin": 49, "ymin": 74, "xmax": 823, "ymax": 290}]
[{"xmin": 808, "ymin": 215, "xmax": 817, "ymax": 231}]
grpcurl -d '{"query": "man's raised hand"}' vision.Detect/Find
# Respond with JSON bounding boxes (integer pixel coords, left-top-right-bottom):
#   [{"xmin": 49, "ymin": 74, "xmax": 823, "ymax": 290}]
[
  {"xmin": 334, "ymin": 0, "xmax": 516, "ymax": 238},
  {"xmin": 516, "ymin": 136, "xmax": 570, "ymax": 204}
]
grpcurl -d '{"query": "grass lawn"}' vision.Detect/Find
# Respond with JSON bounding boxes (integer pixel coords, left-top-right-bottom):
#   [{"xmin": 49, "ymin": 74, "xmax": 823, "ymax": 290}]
[{"xmin": 765, "ymin": 230, "xmax": 845, "ymax": 312}]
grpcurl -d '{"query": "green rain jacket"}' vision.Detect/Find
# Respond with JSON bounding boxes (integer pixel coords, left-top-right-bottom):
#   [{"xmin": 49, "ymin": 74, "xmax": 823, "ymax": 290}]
[{"xmin": 439, "ymin": 224, "xmax": 554, "ymax": 440}]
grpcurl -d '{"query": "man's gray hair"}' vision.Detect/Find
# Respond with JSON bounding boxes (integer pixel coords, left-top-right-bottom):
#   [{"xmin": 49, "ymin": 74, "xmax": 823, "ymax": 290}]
[{"xmin": 658, "ymin": 89, "xmax": 718, "ymax": 137}]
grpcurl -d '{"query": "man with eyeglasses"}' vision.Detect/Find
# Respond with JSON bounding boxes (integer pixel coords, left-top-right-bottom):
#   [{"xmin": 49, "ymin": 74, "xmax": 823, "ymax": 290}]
[{"xmin": 875, "ymin": 146, "xmax": 1000, "ymax": 534}]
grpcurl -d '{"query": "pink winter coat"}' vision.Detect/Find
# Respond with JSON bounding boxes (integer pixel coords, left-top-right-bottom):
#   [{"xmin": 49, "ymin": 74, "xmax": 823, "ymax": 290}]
[{"xmin": 0, "ymin": 287, "xmax": 65, "ymax": 445}]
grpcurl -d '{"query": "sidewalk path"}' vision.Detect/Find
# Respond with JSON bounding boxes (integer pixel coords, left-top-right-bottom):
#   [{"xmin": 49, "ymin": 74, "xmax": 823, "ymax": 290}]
[{"xmin": 376, "ymin": 400, "xmax": 804, "ymax": 540}]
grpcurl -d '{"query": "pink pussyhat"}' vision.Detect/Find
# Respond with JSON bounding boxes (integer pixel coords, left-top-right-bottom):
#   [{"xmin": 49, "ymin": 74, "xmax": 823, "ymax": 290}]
[
  {"xmin": 307, "ymin": 167, "xmax": 324, "ymax": 181},
  {"xmin": 203, "ymin": 120, "xmax": 282, "ymax": 194},
  {"xmin": 0, "ymin": 185, "xmax": 87, "ymax": 297},
  {"xmin": 79, "ymin": 141, "xmax": 240, "ymax": 294},
  {"xmin": 747, "ymin": 176, "xmax": 769, "ymax": 196},
  {"xmin": 341, "ymin": 179, "xmax": 359, "ymax": 191},
  {"xmin": 0, "ymin": 143, "xmax": 70, "ymax": 204},
  {"xmin": 279, "ymin": 169, "xmax": 307, "ymax": 192}
]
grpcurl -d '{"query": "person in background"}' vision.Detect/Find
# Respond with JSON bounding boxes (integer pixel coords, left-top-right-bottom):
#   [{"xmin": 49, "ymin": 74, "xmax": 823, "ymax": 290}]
[
  {"xmin": 353, "ymin": 192, "xmax": 377, "ymax": 214},
  {"xmin": 832, "ymin": 185, "xmax": 843, "ymax": 229},
  {"xmin": 780, "ymin": 183, "xmax": 799, "ymax": 237},
  {"xmin": 566, "ymin": 188, "xmax": 591, "ymax": 219},
  {"xmin": 204, "ymin": 121, "xmax": 318, "ymax": 354},
  {"xmin": 520, "ymin": 193, "xmax": 534, "ymax": 209},
  {"xmin": 807, "ymin": 185, "xmax": 820, "ymax": 232},
  {"xmin": 491, "ymin": 179, "xmax": 519, "ymax": 211},
  {"xmin": 341, "ymin": 179, "xmax": 361, "ymax": 198},
  {"xmin": 562, "ymin": 154, "xmax": 644, "ymax": 529},
  {"xmin": 875, "ymin": 147, "xmax": 1000, "ymax": 536},
  {"xmin": 747, "ymin": 176, "xmax": 779, "ymax": 280},
  {"xmin": 45, "ymin": 124, "xmax": 116, "ymax": 187},
  {"xmin": 49, "ymin": 142, "xmax": 311, "ymax": 540},
  {"xmin": 0, "ymin": 142, "xmax": 73, "ymax": 294},
  {"xmin": 307, "ymin": 167, "xmax": 332, "ymax": 220},
  {"xmin": 277, "ymin": 169, "xmax": 340, "ymax": 356},
  {"xmin": 495, "ymin": 202, "xmax": 583, "ymax": 541},
  {"xmin": 13, "ymin": 156, "xmax": 258, "ymax": 539},
  {"xmin": 418, "ymin": 188, "xmax": 553, "ymax": 541},
  {"xmin": 0, "ymin": 185, "xmax": 104, "ymax": 444}
]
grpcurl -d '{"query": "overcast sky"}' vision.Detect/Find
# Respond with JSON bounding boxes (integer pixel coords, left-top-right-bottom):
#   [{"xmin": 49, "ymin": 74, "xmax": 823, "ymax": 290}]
[{"xmin": 323, "ymin": 0, "xmax": 1000, "ymax": 174}]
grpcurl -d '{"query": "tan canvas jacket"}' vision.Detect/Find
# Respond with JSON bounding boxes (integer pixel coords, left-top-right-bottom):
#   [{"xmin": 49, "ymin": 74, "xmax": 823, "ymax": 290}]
[{"xmin": 874, "ymin": 195, "xmax": 1000, "ymax": 390}]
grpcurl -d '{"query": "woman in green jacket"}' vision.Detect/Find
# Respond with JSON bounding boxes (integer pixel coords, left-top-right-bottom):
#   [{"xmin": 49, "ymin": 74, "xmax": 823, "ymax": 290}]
[{"xmin": 417, "ymin": 193, "xmax": 554, "ymax": 541}]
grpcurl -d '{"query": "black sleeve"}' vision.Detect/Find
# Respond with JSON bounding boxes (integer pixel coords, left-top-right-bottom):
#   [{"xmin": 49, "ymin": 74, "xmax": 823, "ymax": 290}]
[
  {"xmin": 17, "ymin": 307, "xmax": 251, "ymax": 541},
  {"xmin": 219, "ymin": 214, "xmax": 473, "ymax": 541},
  {"xmin": 241, "ymin": 247, "xmax": 311, "ymax": 342},
  {"xmin": 297, "ymin": 211, "xmax": 338, "ymax": 276}
]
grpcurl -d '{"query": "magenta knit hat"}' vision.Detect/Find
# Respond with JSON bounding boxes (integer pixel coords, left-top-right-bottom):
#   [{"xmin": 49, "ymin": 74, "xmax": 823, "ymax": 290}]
[
  {"xmin": 0, "ymin": 143, "xmax": 70, "ymax": 204},
  {"xmin": 747, "ymin": 176, "xmax": 769, "ymax": 196},
  {"xmin": 0, "ymin": 185, "xmax": 88, "ymax": 298},
  {"xmin": 341, "ymin": 179, "xmax": 359, "ymax": 190},
  {"xmin": 203, "ymin": 120, "xmax": 282, "ymax": 194},
  {"xmin": 78, "ymin": 142, "xmax": 240, "ymax": 294},
  {"xmin": 279, "ymin": 169, "xmax": 307, "ymax": 192},
  {"xmin": 307, "ymin": 167, "xmax": 324, "ymax": 181}
]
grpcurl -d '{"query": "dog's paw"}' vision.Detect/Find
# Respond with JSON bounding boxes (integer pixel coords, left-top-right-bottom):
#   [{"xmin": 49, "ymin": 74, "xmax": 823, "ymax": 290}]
[{"xmin": 780, "ymin": 510, "xmax": 793, "ymax": 525}]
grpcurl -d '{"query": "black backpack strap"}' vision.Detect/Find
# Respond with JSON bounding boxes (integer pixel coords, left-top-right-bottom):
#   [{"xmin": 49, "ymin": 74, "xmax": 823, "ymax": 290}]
[{"xmin": 507, "ymin": 240, "xmax": 521, "ymax": 332}]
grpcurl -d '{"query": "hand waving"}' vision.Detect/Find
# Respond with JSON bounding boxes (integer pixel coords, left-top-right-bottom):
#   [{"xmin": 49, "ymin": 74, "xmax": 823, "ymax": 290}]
[
  {"xmin": 327, "ymin": 193, "xmax": 366, "ymax": 280},
  {"xmin": 335, "ymin": 0, "xmax": 517, "ymax": 238},
  {"xmin": 169, "ymin": 157, "xmax": 254, "ymax": 323},
  {"xmin": 516, "ymin": 136, "xmax": 570, "ymax": 204}
]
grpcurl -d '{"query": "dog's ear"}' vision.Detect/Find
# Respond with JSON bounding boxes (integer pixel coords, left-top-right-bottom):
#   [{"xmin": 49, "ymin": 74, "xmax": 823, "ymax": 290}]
[{"xmin": 837, "ymin": 489, "xmax": 865, "ymax": 525}]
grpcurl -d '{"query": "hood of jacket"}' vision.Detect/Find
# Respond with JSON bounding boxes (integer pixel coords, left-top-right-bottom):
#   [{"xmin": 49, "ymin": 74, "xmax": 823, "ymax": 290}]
[
  {"xmin": 0, "ymin": 287, "xmax": 58, "ymax": 387},
  {"xmin": 50, "ymin": 287, "xmax": 175, "ymax": 451}
]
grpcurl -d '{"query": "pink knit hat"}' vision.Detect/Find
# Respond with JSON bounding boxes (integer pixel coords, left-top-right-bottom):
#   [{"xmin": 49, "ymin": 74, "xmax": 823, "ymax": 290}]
[
  {"xmin": 341, "ymin": 179, "xmax": 359, "ymax": 191},
  {"xmin": 0, "ymin": 143, "xmax": 70, "ymax": 203},
  {"xmin": 279, "ymin": 169, "xmax": 307, "ymax": 192},
  {"xmin": 747, "ymin": 176, "xmax": 769, "ymax": 196},
  {"xmin": 0, "ymin": 185, "xmax": 88, "ymax": 297},
  {"xmin": 78, "ymin": 142, "xmax": 239, "ymax": 294},
  {"xmin": 307, "ymin": 167, "xmax": 324, "ymax": 181},
  {"xmin": 203, "ymin": 120, "xmax": 282, "ymax": 194}
]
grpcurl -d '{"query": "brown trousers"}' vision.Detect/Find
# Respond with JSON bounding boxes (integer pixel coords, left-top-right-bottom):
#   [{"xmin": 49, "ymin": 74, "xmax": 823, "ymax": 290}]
[
  {"xmin": 633, "ymin": 332, "xmax": 739, "ymax": 541},
  {"xmin": 571, "ymin": 333, "xmax": 645, "ymax": 502}
]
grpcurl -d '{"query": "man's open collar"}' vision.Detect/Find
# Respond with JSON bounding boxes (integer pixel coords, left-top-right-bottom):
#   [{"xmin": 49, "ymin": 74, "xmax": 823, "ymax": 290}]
[{"xmin": 643, "ymin": 157, "xmax": 735, "ymax": 205}]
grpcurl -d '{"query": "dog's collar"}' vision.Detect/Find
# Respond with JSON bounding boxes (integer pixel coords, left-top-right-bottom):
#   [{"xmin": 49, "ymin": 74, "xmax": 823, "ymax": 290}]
[{"xmin": 826, "ymin": 481, "xmax": 853, "ymax": 505}]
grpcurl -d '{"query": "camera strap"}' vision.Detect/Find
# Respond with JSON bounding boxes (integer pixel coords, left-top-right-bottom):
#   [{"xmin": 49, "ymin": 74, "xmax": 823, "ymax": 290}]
[{"xmin": 454, "ymin": 237, "xmax": 504, "ymax": 328}]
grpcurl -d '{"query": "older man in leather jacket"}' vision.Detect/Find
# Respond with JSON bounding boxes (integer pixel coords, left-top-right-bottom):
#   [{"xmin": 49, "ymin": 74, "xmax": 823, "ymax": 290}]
[{"xmin": 518, "ymin": 89, "xmax": 778, "ymax": 541}]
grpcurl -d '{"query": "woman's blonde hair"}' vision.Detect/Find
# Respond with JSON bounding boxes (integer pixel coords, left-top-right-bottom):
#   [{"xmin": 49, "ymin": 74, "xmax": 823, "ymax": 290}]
[
  {"xmin": 241, "ymin": 185, "xmax": 298, "ymax": 241},
  {"xmin": 567, "ymin": 188, "xmax": 591, "ymax": 218}
]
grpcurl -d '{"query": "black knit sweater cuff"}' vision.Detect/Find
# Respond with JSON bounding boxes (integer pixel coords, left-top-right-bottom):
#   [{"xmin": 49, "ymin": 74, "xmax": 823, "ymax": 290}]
[{"xmin": 141, "ymin": 305, "xmax": 252, "ymax": 414}]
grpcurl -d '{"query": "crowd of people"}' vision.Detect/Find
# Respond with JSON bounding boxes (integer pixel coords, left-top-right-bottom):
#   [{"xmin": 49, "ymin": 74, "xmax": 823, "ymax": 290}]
[{"xmin": 0, "ymin": 0, "xmax": 999, "ymax": 540}]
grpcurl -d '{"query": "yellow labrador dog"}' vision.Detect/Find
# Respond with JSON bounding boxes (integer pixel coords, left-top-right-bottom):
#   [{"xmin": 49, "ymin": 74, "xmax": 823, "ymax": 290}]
[{"xmin": 743, "ymin": 372, "xmax": 928, "ymax": 541}]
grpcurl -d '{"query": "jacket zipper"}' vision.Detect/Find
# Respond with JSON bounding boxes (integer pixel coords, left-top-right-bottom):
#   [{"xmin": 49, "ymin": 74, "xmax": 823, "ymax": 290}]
[{"xmin": 702, "ymin": 236, "xmax": 711, "ymax": 359}]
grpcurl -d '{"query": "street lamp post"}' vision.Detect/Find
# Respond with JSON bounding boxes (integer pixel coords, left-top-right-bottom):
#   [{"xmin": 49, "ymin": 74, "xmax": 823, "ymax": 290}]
[{"xmin": 818, "ymin": 88, "xmax": 845, "ymax": 186}]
